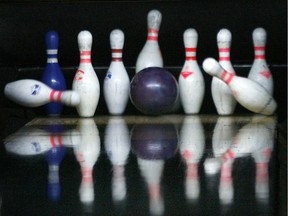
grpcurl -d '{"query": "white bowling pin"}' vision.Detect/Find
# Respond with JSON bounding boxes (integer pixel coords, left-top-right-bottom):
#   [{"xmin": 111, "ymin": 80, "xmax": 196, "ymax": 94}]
[
  {"xmin": 4, "ymin": 128, "xmax": 79, "ymax": 155},
  {"xmin": 74, "ymin": 119, "xmax": 100, "ymax": 204},
  {"xmin": 138, "ymin": 158, "xmax": 164, "ymax": 215},
  {"xmin": 179, "ymin": 116, "xmax": 205, "ymax": 199},
  {"xmin": 248, "ymin": 27, "xmax": 273, "ymax": 94},
  {"xmin": 104, "ymin": 29, "xmax": 130, "ymax": 115},
  {"xmin": 211, "ymin": 29, "xmax": 237, "ymax": 115},
  {"xmin": 4, "ymin": 79, "xmax": 79, "ymax": 108},
  {"xmin": 178, "ymin": 28, "xmax": 205, "ymax": 114},
  {"xmin": 104, "ymin": 117, "xmax": 131, "ymax": 201},
  {"xmin": 73, "ymin": 30, "xmax": 100, "ymax": 117},
  {"xmin": 202, "ymin": 58, "xmax": 277, "ymax": 115},
  {"xmin": 135, "ymin": 9, "xmax": 163, "ymax": 73}
]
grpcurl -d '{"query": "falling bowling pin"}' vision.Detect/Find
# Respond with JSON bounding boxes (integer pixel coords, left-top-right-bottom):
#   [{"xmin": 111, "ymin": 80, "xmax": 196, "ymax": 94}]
[
  {"xmin": 202, "ymin": 58, "xmax": 277, "ymax": 115},
  {"xmin": 42, "ymin": 30, "xmax": 67, "ymax": 116},
  {"xmin": 104, "ymin": 29, "xmax": 130, "ymax": 115},
  {"xmin": 248, "ymin": 27, "xmax": 273, "ymax": 94},
  {"xmin": 211, "ymin": 29, "xmax": 237, "ymax": 115},
  {"xmin": 178, "ymin": 28, "xmax": 205, "ymax": 114},
  {"xmin": 135, "ymin": 9, "xmax": 163, "ymax": 73},
  {"xmin": 4, "ymin": 79, "xmax": 80, "ymax": 108},
  {"xmin": 73, "ymin": 30, "xmax": 100, "ymax": 117}
]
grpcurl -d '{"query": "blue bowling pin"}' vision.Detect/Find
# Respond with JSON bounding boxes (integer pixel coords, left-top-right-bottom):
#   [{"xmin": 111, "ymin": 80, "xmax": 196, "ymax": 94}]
[{"xmin": 42, "ymin": 30, "xmax": 67, "ymax": 116}]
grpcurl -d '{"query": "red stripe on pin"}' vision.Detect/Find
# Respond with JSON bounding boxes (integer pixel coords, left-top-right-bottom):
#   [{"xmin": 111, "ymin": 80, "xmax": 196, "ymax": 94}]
[
  {"xmin": 219, "ymin": 57, "xmax": 230, "ymax": 61},
  {"xmin": 254, "ymin": 46, "xmax": 265, "ymax": 51},
  {"xmin": 255, "ymin": 55, "xmax": 265, "ymax": 59},
  {"xmin": 50, "ymin": 90, "xmax": 56, "ymax": 102},
  {"xmin": 219, "ymin": 48, "xmax": 230, "ymax": 52},
  {"xmin": 112, "ymin": 49, "xmax": 122, "ymax": 53},
  {"xmin": 148, "ymin": 28, "xmax": 159, "ymax": 34},
  {"xmin": 147, "ymin": 36, "xmax": 158, "ymax": 41},
  {"xmin": 186, "ymin": 56, "xmax": 196, "ymax": 61},
  {"xmin": 220, "ymin": 70, "xmax": 227, "ymax": 80},
  {"xmin": 226, "ymin": 73, "xmax": 234, "ymax": 84},
  {"xmin": 56, "ymin": 91, "xmax": 62, "ymax": 102},
  {"xmin": 80, "ymin": 51, "xmax": 91, "ymax": 55},
  {"xmin": 80, "ymin": 59, "xmax": 91, "ymax": 63},
  {"xmin": 50, "ymin": 136, "xmax": 56, "ymax": 148},
  {"xmin": 112, "ymin": 57, "xmax": 122, "ymax": 61},
  {"xmin": 185, "ymin": 47, "xmax": 196, "ymax": 52}
]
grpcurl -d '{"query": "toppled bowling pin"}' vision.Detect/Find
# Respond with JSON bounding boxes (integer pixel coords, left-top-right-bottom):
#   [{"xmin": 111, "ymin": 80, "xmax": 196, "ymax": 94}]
[
  {"xmin": 202, "ymin": 58, "xmax": 277, "ymax": 115},
  {"xmin": 5, "ymin": 79, "xmax": 79, "ymax": 108}
]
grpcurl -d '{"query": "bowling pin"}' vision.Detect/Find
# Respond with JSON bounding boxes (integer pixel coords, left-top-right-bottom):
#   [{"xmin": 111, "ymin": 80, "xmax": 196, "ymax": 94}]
[
  {"xmin": 45, "ymin": 146, "xmax": 67, "ymax": 201},
  {"xmin": 202, "ymin": 58, "xmax": 277, "ymax": 115},
  {"xmin": 104, "ymin": 117, "xmax": 130, "ymax": 202},
  {"xmin": 73, "ymin": 30, "xmax": 100, "ymax": 117},
  {"xmin": 74, "ymin": 119, "xmax": 100, "ymax": 204},
  {"xmin": 5, "ymin": 79, "xmax": 79, "ymax": 108},
  {"xmin": 178, "ymin": 28, "xmax": 205, "ymax": 114},
  {"xmin": 211, "ymin": 29, "xmax": 237, "ymax": 115},
  {"xmin": 103, "ymin": 29, "xmax": 130, "ymax": 115},
  {"xmin": 248, "ymin": 27, "xmax": 273, "ymax": 94},
  {"xmin": 135, "ymin": 9, "xmax": 163, "ymax": 73},
  {"xmin": 41, "ymin": 30, "xmax": 67, "ymax": 116},
  {"xmin": 179, "ymin": 116, "xmax": 205, "ymax": 200},
  {"xmin": 4, "ymin": 127, "xmax": 78, "ymax": 155},
  {"xmin": 218, "ymin": 159, "xmax": 234, "ymax": 204}
]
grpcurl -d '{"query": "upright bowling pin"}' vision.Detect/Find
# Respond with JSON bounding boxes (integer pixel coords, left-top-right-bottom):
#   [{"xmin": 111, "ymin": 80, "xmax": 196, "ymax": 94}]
[
  {"xmin": 135, "ymin": 9, "xmax": 163, "ymax": 73},
  {"xmin": 73, "ymin": 30, "xmax": 100, "ymax": 117},
  {"xmin": 5, "ymin": 79, "xmax": 80, "ymax": 108},
  {"xmin": 41, "ymin": 30, "xmax": 67, "ymax": 116},
  {"xmin": 248, "ymin": 27, "xmax": 273, "ymax": 94},
  {"xmin": 103, "ymin": 29, "xmax": 130, "ymax": 115},
  {"xmin": 202, "ymin": 58, "xmax": 277, "ymax": 115},
  {"xmin": 211, "ymin": 29, "xmax": 237, "ymax": 115},
  {"xmin": 178, "ymin": 29, "xmax": 205, "ymax": 114},
  {"xmin": 104, "ymin": 117, "xmax": 130, "ymax": 202},
  {"xmin": 74, "ymin": 119, "xmax": 100, "ymax": 204},
  {"xmin": 179, "ymin": 116, "xmax": 205, "ymax": 200}
]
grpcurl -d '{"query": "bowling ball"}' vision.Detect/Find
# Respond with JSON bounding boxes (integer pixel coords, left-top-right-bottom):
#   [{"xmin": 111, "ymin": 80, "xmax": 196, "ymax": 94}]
[
  {"xmin": 130, "ymin": 67, "xmax": 179, "ymax": 115},
  {"xmin": 131, "ymin": 123, "xmax": 178, "ymax": 160}
]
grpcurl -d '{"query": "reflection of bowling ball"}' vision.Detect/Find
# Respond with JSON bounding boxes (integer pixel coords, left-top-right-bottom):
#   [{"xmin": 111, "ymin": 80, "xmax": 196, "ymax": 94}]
[
  {"xmin": 131, "ymin": 124, "xmax": 178, "ymax": 160},
  {"xmin": 130, "ymin": 67, "xmax": 179, "ymax": 115}
]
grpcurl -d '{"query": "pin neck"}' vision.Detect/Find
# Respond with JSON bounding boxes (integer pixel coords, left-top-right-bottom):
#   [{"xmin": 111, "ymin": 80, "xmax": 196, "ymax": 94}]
[
  {"xmin": 49, "ymin": 90, "xmax": 63, "ymax": 103},
  {"xmin": 185, "ymin": 47, "xmax": 197, "ymax": 61},
  {"xmin": 111, "ymin": 49, "xmax": 123, "ymax": 61},
  {"xmin": 219, "ymin": 69, "xmax": 235, "ymax": 85},
  {"xmin": 80, "ymin": 50, "xmax": 91, "ymax": 63},
  {"xmin": 147, "ymin": 28, "xmax": 159, "ymax": 41},
  {"xmin": 218, "ymin": 48, "xmax": 231, "ymax": 61},
  {"xmin": 254, "ymin": 46, "xmax": 266, "ymax": 60},
  {"xmin": 82, "ymin": 168, "xmax": 93, "ymax": 183},
  {"xmin": 186, "ymin": 163, "xmax": 198, "ymax": 179},
  {"xmin": 49, "ymin": 135, "xmax": 63, "ymax": 148}
]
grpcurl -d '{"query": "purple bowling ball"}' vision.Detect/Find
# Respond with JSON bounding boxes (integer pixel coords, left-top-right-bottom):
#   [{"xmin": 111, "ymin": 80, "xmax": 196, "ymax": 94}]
[
  {"xmin": 130, "ymin": 67, "xmax": 179, "ymax": 115},
  {"xmin": 131, "ymin": 123, "xmax": 178, "ymax": 160}
]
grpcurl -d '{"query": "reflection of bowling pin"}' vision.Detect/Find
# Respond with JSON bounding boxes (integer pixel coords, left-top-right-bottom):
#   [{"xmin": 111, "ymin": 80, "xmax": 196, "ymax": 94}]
[
  {"xmin": 202, "ymin": 58, "xmax": 277, "ymax": 115},
  {"xmin": 248, "ymin": 28, "xmax": 273, "ymax": 94},
  {"xmin": 45, "ymin": 146, "xmax": 67, "ymax": 201},
  {"xmin": 104, "ymin": 117, "xmax": 130, "ymax": 202},
  {"xmin": 212, "ymin": 29, "xmax": 236, "ymax": 115},
  {"xmin": 178, "ymin": 28, "xmax": 205, "ymax": 114},
  {"xmin": 74, "ymin": 119, "xmax": 100, "ymax": 204},
  {"xmin": 205, "ymin": 116, "xmax": 235, "ymax": 175},
  {"xmin": 179, "ymin": 116, "xmax": 204, "ymax": 200},
  {"xmin": 135, "ymin": 9, "xmax": 163, "ymax": 73},
  {"xmin": 42, "ymin": 30, "xmax": 67, "ymax": 116},
  {"xmin": 104, "ymin": 29, "xmax": 130, "ymax": 115},
  {"xmin": 138, "ymin": 158, "xmax": 164, "ymax": 216},
  {"xmin": 4, "ymin": 79, "xmax": 79, "ymax": 108},
  {"xmin": 4, "ymin": 128, "xmax": 78, "ymax": 155},
  {"xmin": 72, "ymin": 30, "xmax": 100, "ymax": 117},
  {"xmin": 218, "ymin": 159, "xmax": 234, "ymax": 205}
]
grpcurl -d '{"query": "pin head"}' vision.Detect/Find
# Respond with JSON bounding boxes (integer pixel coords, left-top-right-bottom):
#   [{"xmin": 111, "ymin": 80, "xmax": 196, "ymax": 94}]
[
  {"xmin": 202, "ymin": 58, "xmax": 221, "ymax": 76},
  {"xmin": 147, "ymin": 9, "xmax": 162, "ymax": 30},
  {"xmin": 253, "ymin": 27, "xmax": 267, "ymax": 46},
  {"xmin": 46, "ymin": 30, "xmax": 59, "ymax": 50},
  {"xmin": 78, "ymin": 30, "xmax": 93, "ymax": 51},
  {"xmin": 183, "ymin": 28, "xmax": 198, "ymax": 48},
  {"xmin": 110, "ymin": 29, "xmax": 124, "ymax": 49},
  {"xmin": 217, "ymin": 28, "xmax": 232, "ymax": 48}
]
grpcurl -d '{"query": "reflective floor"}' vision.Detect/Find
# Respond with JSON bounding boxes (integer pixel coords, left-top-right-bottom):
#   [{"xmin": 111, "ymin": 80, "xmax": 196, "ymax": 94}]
[{"xmin": 0, "ymin": 115, "xmax": 285, "ymax": 216}]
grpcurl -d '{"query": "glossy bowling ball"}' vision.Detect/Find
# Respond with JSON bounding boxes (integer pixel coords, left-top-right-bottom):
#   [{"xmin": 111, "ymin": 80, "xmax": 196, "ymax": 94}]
[
  {"xmin": 131, "ymin": 123, "xmax": 178, "ymax": 160},
  {"xmin": 130, "ymin": 67, "xmax": 179, "ymax": 115}
]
